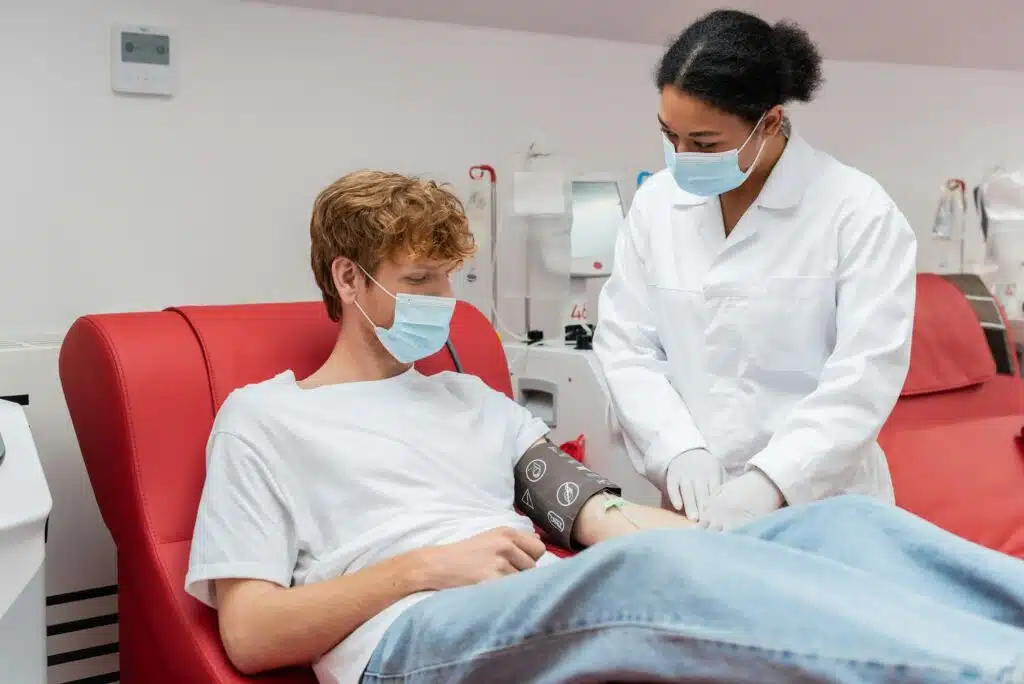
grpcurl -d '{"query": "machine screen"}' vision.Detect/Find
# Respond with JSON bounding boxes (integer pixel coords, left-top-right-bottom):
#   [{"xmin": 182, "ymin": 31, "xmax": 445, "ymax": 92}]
[{"xmin": 570, "ymin": 181, "xmax": 624, "ymax": 276}]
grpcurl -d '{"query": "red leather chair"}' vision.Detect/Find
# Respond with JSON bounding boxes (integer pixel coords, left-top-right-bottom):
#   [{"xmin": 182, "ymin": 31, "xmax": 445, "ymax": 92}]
[
  {"xmin": 59, "ymin": 301, "xmax": 513, "ymax": 684},
  {"xmin": 880, "ymin": 274, "xmax": 1024, "ymax": 558},
  {"xmin": 883, "ymin": 274, "xmax": 1024, "ymax": 431},
  {"xmin": 59, "ymin": 278, "xmax": 1024, "ymax": 683}
]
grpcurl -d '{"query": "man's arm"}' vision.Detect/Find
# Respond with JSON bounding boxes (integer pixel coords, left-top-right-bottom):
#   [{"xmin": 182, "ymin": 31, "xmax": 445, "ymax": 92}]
[
  {"xmin": 572, "ymin": 491, "xmax": 695, "ymax": 546},
  {"xmin": 192, "ymin": 428, "xmax": 549, "ymax": 675},
  {"xmin": 215, "ymin": 555, "xmax": 423, "ymax": 674},
  {"xmin": 216, "ymin": 526, "xmax": 545, "ymax": 674},
  {"xmin": 514, "ymin": 438, "xmax": 693, "ymax": 551}
]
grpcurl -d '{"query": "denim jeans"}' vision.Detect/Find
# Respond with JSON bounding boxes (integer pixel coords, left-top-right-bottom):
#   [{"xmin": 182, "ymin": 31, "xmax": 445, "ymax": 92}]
[{"xmin": 361, "ymin": 496, "xmax": 1024, "ymax": 683}]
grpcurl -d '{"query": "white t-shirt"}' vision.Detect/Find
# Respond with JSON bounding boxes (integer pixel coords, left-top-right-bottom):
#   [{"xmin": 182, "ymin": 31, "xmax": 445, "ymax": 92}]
[{"xmin": 184, "ymin": 368, "xmax": 552, "ymax": 684}]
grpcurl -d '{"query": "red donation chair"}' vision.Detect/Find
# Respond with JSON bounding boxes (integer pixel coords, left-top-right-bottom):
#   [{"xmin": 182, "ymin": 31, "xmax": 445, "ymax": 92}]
[{"xmin": 59, "ymin": 301, "xmax": 514, "ymax": 684}]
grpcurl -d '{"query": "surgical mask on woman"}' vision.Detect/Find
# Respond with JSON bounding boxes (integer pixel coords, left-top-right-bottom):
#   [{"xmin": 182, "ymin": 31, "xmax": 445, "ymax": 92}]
[
  {"xmin": 663, "ymin": 112, "xmax": 768, "ymax": 197},
  {"xmin": 353, "ymin": 267, "xmax": 456, "ymax": 364}
]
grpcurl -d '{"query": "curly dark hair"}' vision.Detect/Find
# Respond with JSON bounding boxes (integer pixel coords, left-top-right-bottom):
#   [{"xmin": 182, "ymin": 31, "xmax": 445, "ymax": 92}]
[{"xmin": 656, "ymin": 9, "xmax": 824, "ymax": 124}]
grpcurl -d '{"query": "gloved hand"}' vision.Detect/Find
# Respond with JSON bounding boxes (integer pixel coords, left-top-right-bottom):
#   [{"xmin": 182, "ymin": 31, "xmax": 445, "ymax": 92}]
[
  {"xmin": 699, "ymin": 467, "xmax": 785, "ymax": 531},
  {"xmin": 664, "ymin": 448, "xmax": 725, "ymax": 521}
]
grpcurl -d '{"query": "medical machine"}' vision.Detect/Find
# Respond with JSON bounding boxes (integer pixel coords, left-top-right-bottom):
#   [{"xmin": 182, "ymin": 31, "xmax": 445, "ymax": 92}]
[
  {"xmin": 500, "ymin": 172, "xmax": 659, "ymax": 505},
  {"xmin": 564, "ymin": 176, "xmax": 627, "ymax": 345},
  {"xmin": 976, "ymin": 167, "xmax": 1024, "ymax": 320},
  {"xmin": 504, "ymin": 342, "xmax": 661, "ymax": 507},
  {"xmin": 0, "ymin": 400, "xmax": 52, "ymax": 684}
]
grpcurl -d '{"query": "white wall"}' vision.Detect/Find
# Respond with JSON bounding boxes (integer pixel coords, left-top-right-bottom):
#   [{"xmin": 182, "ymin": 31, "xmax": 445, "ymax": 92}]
[{"xmin": 2, "ymin": 0, "xmax": 1024, "ymax": 338}]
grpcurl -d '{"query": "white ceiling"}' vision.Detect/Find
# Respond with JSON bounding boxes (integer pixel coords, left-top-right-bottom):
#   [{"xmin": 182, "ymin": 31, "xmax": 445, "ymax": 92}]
[{"xmin": 253, "ymin": 0, "xmax": 1024, "ymax": 72}]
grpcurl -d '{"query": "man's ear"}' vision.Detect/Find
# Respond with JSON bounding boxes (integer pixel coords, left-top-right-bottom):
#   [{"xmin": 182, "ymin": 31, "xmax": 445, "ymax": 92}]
[{"xmin": 332, "ymin": 257, "xmax": 361, "ymax": 304}]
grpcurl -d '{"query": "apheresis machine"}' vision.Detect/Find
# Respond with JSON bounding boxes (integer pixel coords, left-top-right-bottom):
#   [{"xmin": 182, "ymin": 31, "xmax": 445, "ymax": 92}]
[
  {"xmin": 976, "ymin": 168, "xmax": 1024, "ymax": 321},
  {"xmin": 932, "ymin": 168, "xmax": 1024, "ymax": 347},
  {"xmin": 0, "ymin": 400, "xmax": 52, "ymax": 684},
  {"xmin": 458, "ymin": 164, "xmax": 661, "ymax": 507}
]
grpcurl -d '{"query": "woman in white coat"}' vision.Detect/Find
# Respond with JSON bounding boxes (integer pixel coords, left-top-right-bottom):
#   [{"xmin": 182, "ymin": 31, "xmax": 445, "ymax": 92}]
[{"xmin": 594, "ymin": 10, "xmax": 917, "ymax": 530}]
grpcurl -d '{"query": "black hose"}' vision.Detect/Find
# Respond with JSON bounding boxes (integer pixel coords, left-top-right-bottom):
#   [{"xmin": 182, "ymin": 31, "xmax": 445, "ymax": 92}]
[{"xmin": 445, "ymin": 339, "xmax": 464, "ymax": 373}]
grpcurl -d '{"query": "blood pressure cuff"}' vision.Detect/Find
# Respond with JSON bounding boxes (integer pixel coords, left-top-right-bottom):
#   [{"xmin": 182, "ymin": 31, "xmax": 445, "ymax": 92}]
[{"xmin": 514, "ymin": 440, "xmax": 621, "ymax": 550}]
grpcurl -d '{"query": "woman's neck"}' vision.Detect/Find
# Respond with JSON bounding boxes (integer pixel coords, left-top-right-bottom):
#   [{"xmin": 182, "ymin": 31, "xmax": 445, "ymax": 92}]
[{"xmin": 720, "ymin": 134, "xmax": 788, "ymax": 236}]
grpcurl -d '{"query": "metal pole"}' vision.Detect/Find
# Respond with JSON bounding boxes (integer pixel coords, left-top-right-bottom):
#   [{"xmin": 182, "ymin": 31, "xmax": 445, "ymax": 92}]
[{"xmin": 469, "ymin": 165, "xmax": 497, "ymax": 326}]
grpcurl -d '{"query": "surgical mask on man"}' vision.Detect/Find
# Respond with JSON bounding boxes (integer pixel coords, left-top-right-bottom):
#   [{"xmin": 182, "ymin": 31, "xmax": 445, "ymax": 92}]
[
  {"xmin": 663, "ymin": 112, "xmax": 768, "ymax": 197},
  {"xmin": 353, "ymin": 266, "xmax": 456, "ymax": 364}
]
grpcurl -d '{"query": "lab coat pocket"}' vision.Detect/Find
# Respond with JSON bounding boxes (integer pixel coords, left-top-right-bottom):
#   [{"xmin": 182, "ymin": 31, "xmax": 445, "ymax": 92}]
[
  {"xmin": 648, "ymin": 285, "xmax": 707, "ymax": 380},
  {"xmin": 755, "ymin": 276, "xmax": 834, "ymax": 373}
]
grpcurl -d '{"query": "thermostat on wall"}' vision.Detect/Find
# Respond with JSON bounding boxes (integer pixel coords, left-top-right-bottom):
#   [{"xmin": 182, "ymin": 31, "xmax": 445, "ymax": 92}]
[{"xmin": 110, "ymin": 24, "xmax": 176, "ymax": 96}]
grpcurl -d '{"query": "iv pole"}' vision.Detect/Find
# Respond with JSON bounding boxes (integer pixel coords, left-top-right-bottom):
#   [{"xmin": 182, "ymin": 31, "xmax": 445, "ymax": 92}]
[
  {"xmin": 468, "ymin": 164, "xmax": 497, "ymax": 327},
  {"xmin": 522, "ymin": 143, "xmax": 552, "ymax": 341}
]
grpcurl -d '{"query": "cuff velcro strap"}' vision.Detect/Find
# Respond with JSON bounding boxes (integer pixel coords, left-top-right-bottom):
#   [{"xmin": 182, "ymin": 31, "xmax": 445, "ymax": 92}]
[{"xmin": 514, "ymin": 440, "xmax": 621, "ymax": 550}]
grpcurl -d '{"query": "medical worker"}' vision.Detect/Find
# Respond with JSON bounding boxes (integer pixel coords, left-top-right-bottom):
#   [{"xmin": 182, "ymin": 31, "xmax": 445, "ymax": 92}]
[{"xmin": 594, "ymin": 10, "xmax": 917, "ymax": 529}]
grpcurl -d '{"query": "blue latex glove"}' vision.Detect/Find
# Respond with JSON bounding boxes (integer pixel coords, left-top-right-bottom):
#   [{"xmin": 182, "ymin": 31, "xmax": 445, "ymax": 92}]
[{"xmin": 699, "ymin": 468, "xmax": 785, "ymax": 531}]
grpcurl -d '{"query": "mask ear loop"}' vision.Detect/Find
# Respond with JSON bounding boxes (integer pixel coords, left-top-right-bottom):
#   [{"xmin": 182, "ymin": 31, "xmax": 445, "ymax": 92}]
[
  {"xmin": 356, "ymin": 264, "xmax": 397, "ymax": 301},
  {"xmin": 352, "ymin": 299, "xmax": 377, "ymax": 330},
  {"xmin": 352, "ymin": 263, "xmax": 396, "ymax": 331},
  {"xmin": 738, "ymin": 111, "xmax": 770, "ymax": 154},
  {"xmin": 738, "ymin": 111, "xmax": 772, "ymax": 176}
]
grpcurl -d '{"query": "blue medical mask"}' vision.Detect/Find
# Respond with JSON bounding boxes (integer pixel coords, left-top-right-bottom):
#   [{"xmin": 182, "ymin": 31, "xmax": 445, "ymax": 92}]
[
  {"xmin": 663, "ymin": 112, "xmax": 769, "ymax": 197},
  {"xmin": 354, "ymin": 268, "xmax": 456, "ymax": 364}
]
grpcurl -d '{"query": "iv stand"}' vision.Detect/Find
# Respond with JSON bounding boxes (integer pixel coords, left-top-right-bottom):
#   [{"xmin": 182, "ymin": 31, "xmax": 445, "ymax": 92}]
[
  {"xmin": 523, "ymin": 143, "xmax": 552, "ymax": 341},
  {"xmin": 468, "ymin": 164, "xmax": 498, "ymax": 327}
]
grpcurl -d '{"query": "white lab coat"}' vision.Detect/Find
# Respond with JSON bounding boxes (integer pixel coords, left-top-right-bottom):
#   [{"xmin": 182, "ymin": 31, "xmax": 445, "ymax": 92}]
[{"xmin": 594, "ymin": 135, "xmax": 916, "ymax": 506}]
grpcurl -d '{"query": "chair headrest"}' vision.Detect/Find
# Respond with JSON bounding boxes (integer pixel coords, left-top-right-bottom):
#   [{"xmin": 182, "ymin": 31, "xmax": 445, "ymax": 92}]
[
  {"xmin": 171, "ymin": 300, "xmax": 510, "ymax": 410},
  {"xmin": 901, "ymin": 274, "xmax": 996, "ymax": 397},
  {"xmin": 171, "ymin": 303, "xmax": 338, "ymax": 410}
]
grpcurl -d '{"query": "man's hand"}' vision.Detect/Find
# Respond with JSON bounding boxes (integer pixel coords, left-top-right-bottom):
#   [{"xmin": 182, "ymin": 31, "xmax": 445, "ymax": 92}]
[
  {"xmin": 665, "ymin": 448, "xmax": 726, "ymax": 521},
  {"xmin": 413, "ymin": 527, "xmax": 547, "ymax": 591},
  {"xmin": 700, "ymin": 468, "xmax": 785, "ymax": 531}
]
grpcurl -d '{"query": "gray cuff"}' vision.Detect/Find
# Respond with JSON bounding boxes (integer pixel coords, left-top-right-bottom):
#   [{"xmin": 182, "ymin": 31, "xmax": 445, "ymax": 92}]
[{"xmin": 514, "ymin": 440, "xmax": 620, "ymax": 550}]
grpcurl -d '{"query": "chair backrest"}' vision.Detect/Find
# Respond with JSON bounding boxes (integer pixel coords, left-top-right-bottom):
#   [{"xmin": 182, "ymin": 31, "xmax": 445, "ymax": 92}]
[
  {"xmin": 884, "ymin": 274, "xmax": 1024, "ymax": 433},
  {"xmin": 59, "ymin": 300, "xmax": 509, "ymax": 682},
  {"xmin": 60, "ymin": 300, "xmax": 509, "ymax": 549}
]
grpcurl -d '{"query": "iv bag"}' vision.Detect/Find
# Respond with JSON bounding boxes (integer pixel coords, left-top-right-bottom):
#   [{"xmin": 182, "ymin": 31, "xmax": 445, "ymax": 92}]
[{"xmin": 932, "ymin": 180, "xmax": 966, "ymax": 240}]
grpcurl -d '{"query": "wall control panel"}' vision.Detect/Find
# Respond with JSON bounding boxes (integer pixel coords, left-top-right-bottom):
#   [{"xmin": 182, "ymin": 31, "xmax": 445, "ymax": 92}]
[{"xmin": 110, "ymin": 24, "xmax": 176, "ymax": 96}]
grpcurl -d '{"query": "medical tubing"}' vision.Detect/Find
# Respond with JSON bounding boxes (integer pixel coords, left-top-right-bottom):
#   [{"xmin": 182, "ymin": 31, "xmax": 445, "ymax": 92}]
[{"xmin": 602, "ymin": 493, "xmax": 641, "ymax": 529}]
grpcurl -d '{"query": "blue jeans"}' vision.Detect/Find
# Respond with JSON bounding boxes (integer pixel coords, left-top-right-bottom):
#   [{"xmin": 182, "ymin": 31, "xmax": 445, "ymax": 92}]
[{"xmin": 361, "ymin": 496, "xmax": 1024, "ymax": 683}]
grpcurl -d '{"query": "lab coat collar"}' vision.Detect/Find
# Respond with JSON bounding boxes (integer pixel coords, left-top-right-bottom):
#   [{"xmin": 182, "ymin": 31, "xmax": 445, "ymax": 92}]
[
  {"xmin": 670, "ymin": 133, "xmax": 815, "ymax": 209},
  {"xmin": 755, "ymin": 133, "xmax": 814, "ymax": 210}
]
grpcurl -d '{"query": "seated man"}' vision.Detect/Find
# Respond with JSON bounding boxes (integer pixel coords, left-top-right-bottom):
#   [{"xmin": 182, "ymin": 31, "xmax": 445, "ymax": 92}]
[{"xmin": 186, "ymin": 171, "xmax": 1024, "ymax": 684}]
